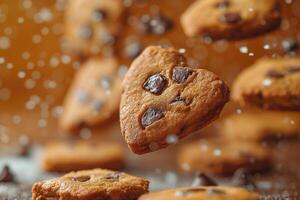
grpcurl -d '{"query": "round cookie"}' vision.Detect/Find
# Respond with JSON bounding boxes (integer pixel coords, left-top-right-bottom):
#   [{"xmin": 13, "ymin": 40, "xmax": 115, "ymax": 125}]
[
  {"xmin": 60, "ymin": 58, "xmax": 123, "ymax": 133},
  {"xmin": 232, "ymin": 58, "xmax": 300, "ymax": 111},
  {"xmin": 120, "ymin": 46, "xmax": 229, "ymax": 154},
  {"xmin": 139, "ymin": 186, "xmax": 260, "ymax": 200},
  {"xmin": 181, "ymin": 0, "xmax": 281, "ymax": 39},
  {"xmin": 41, "ymin": 140, "xmax": 125, "ymax": 172},
  {"xmin": 177, "ymin": 139, "xmax": 272, "ymax": 175},
  {"xmin": 64, "ymin": 0, "xmax": 125, "ymax": 56},
  {"xmin": 222, "ymin": 111, "xmax": 300, "ymax": 142},
  {"xmin": 32, "ymin": 168, "xmax": 149, "ymax": 200}
]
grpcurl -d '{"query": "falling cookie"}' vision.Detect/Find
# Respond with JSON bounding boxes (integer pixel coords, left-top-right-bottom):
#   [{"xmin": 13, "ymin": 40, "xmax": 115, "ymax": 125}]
[
  {"xmin": 65, "ymin": 0, "xmax": 125, "ymax": 56},
  {"xmin": 181, "ymin": 0, "xmax": 281, "ymax": 39},
  {"xmin": 139, "ymin": 186, "xmax": 259, "ymax": 200},
  {"xmin": 177, "ymin": 139, "xmax": 272, "ymax": 175},
  {"xmin": 60, "ymin": 58, "xmax": 122, "ymax": 133},
  {"xmin": 41, "ymin": 140, "xmax": 125, "ymax": 172},
  {"xmin": 120, "ymin": 46, "xmax": 229, "ymax": 154},
  {"xmin": 232, "ymin": 58, "xmax": 300, "ymax": 110},
  {"xmin": 222, "ymin": 111, "xmax": 300, "ymax": 142},
  {"xmin": 32, "ymin": 168, "xmax": 149, "ymax": 200}
]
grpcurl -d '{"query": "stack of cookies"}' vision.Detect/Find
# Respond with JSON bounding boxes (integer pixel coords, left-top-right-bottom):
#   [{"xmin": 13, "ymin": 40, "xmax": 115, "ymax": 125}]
[{"xmin": 29, "ymin": 0, "xmax": 300, "ymax": 199}]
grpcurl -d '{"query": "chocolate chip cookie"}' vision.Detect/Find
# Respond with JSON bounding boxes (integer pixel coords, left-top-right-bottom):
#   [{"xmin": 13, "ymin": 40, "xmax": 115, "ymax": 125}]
[
  {"xmin": 139, "ymin": 186, "xmax": 259, "ymax": 200},
  {"xmin": 120, "ymin": 46, "xmax": 229, "ymax": 154},
  {"xmin": 177, "ymin": 139, "xmax": 272, "ymax": 175},
  {"xmin": 222, "ymin": 111, "xmax": 300, "ymax": 142},
  {"xmin": 60, "ymin": 58, "xmax": 122, "ymax": 133},
  {"xmin": 232, "ymin": 58, "xmax": 300, "ymax": 110},
  {"xmin": 32, "ymin": 168, "xmax": 149, "ymax": 200},
  {"xmin": 181, "ymin": 0, "xmax": 281, "ymax": 39},
  {"xmin": 65, "ymin": 0, "xmax": 124, "ymax": 56},
  {"xmin": 41, "ymin": 141, "xmax": 125, "ymax": 172}
]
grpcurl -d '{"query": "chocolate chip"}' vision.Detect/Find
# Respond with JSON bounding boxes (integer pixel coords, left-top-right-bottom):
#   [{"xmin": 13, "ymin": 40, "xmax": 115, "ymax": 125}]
[
  {"xmin": 72, "ymin": 175, "xmax": 90, "ymax": 182},
  {"xmin": 172, "ymin": 67, "xmax": 193, "ymax": 84},
  {"xmin": 99, "ymin": 31, "xmax": 115, "ymax": 45},
  {"xmin": 281, "ymin": 38, "xmax": 299, "ymax": 53},
  {"xmin": 170, "ymin": 94, "xmax": 189, "ymax": 105},
  {"xmin": 138, "ymin": 12, "xmax": 173, "ymax": 35},
  {"xmin": 92, "ymin": 9, "xmax": 107, "ymax": 22},
  {"xmin": 215, "ymin": 0, "xmax": 230, "ymax": 8},
  {"xmin": 79, "ymin": 25, "xmax": 93, "ymax": 40},
  {"xmin": 124, "ymin": 41, "xmax": 142, "ymax": 59},
  {"xmin": 219, "ymin": 12, "xmax": 242, "ymax": 24},
  {"xmin": 192, "ymin": 172, "xmax": 217, "ymax": 187},
  {"xmin": 141, "ymin": 107, "xmax": 164, "ymax": 128},
  {"xmin": 175, "ymin": 188, "xmax": 206, "ymax": 196},
  {"xmin": 232, "ymin": 168, "xmax": 256, "ymax": 191},
  {"xmin": 0, "ymin": 165, "xmax": 14, "ymax": 183},
  {"xmin": 286, "ymin": 66, "xmax": 300, "ymax": 74},
  {"xmin": 91, "ymin": 99, "xmax": 104, "ymax": 111},
  {"xmin": 266, "ymin": 69, "xmax": 285, "ymax": 79},
  {"xmin": 143, "ymin": 74, "xmax": 167, "ymax": 95},
  {"xmin": 207, "ymin": 188, "xmax": 226, "ymax": 195},
  {"xmin": 99, "ymin": 76, "xmax": 112, "ymax": 90}
]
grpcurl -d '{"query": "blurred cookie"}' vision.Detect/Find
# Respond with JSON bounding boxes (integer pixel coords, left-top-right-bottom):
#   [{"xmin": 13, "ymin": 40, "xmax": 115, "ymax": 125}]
[
  {"xmin": 181, "ymin": 0, "xmax": 281, "ymax": 39},
  {"xmin": 232, "ymin": 58, "xmax": 300, "ymax": 110},
  {"xmin": 65, "ymin": 0, "xmax": 125, "ymax": 56},
  {"xmin": 41, "ymin": 141, "xmax": 125, "ymax": 172},
  {"xmin": 222, "ymin": 111, "xmax": 300, "ymax": 142},
  {"xmin": 120, "ymin": 46, "xmax": 229, "ymax": 154},
  {"xmin": 60, "ymin": 58, "xmax": 122, "ymax": 132},
  {"xmin": 177, "ymin": 139, "xmax": 272, "ymax": 175},
  {"xmin": 32, "ymin": 168, "xmax": 149, "ymax": 200},
  {"xmin": 139, "ymin": 186, "xmax": 259, "ymax": 200}
]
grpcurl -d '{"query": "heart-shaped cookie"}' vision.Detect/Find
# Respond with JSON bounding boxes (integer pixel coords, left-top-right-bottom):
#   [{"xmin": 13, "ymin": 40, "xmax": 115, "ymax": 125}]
[
  {"xmin": 60, "ymin": 58, "xmax": 123, "ymax": 133},
  {"xmin": 120, "ymin": 46, "xmax": 229, "ymax": 154}
]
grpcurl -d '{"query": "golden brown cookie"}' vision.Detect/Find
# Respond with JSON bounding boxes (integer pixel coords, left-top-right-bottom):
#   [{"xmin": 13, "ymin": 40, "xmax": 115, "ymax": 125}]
[
  {"xmin": 232, "ymin": 58, "xmax": 300, "ymax": 111},
  {"xmin": 177, "ymin": 139, "xmax": 272, "ymax": 175},
  {"xmin": 32, "ymin": 168, "xmax": 149, "ymax": 200},
  {"xmin": 41, "ymin": 141, "xmax": 125, "ymax": 172},
  {"xmin": 64, "ymin": 0, "xmax": 125, "ymax": 56},
  {"xmin": 60, "ymin": 58, "xmax": 122, "ymax": 133},
  {"xmin": 139, "ymin": 186, "xmax": 259, "ymax": 200},
  {"xmin": 181, "ymin": 0, "xmax": 281, "ymax": 39},
  {"xmin": 222, "ymin": 111, "xmax": 300, "ymax": 142},
  {"xmin": 120, "ymin": 46, "xmax": 229, "ymax": 154}
]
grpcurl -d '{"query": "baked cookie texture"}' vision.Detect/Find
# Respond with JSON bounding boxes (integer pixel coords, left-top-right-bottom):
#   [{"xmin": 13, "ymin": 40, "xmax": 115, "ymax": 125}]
[
  {"xmin": 222, "ymin": 111, "xmax": 300, "ymax": 142},
  {"xmin": 32, "ymin": 169, "xmax": 149, "ymax": 200},
  {"xmin": 41, "ymin": 141, "xmax": 125, "ymax": 172},
  {"xmin": 181, "ymin": 0, "xmax": 281, "ymax": 39},
  {"xmin": 64, "ymin": 0, "xmax": 124, "ymax": 56},
  {"xmin": 139, "ymin": 186, "xmax": 259, "ymax": 200},
  {"xmin": 177, "ymin": 139, "xmax": 272, "ymax": 175},
  {"xmin": 60, "ymin": 58, "xmax": 122, "ymax": 133},
  {"xmin": 232, "ymin": 58, "xmax": 300, "ymax": 111},
  {"xmin": 120, "ymin": 46, "xmax": 229, "ymax": 154}
]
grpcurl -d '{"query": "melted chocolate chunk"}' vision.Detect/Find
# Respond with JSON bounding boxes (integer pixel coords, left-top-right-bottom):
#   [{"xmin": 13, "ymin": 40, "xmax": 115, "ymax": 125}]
[
  {"xmin": 143, "ymin": 74, "xmax": 167, "ymax": 95},
  {"xmin": 281, "ymin": 38, "xmax": 299, "ymax": 53},
  {"xmin": 92, "ymin": 9, "xmax": 107, "ymax": 22},
  {"xmin": 72, "ymin": 175, "xmax": 90, "ymax": 182},
  {"xmin": 215, "ymin": 0, "xmax": 230, "ymax": 9},
  {"xmin": 141, "ymin": 107, "xmax": 164, "ymax": 128},
  {"xmin": 266, "ymin": 69, "xmax": 285, "ymax": 79},
  {"xmin": 0, "ymin": 165, "xmax": 14, "ymax": 183},
  {"xmin": 219, "ymin": 12, "xmax": 242, "ymax": 24},
  {"xmin": 172, "ymin": 67, "xmax": 193, "ymax": 84},
  {"xmin": 232, "ymin": 168, "xmax": 256, "ymax": 191},
  {"xmin": 207, "ymin": 188, "xmax": 226, "ymax": 195},
  {"xmin": 139, "ymin": 12, "xmax": 173, "ymax": 35},
  {"xmin": 192, "ymin": 172, "xmax": 217, "ymax": 187},
  {"xmin": 286, "ymin": 66, "xmax": 300, "ymax": 74},
  {"xmin": 79, "ymin": 25, "xmax": 93, "ymax": 40},
  {"xmin": 175, "ymin": 188, "xmax": 206, "ymax": 196}
]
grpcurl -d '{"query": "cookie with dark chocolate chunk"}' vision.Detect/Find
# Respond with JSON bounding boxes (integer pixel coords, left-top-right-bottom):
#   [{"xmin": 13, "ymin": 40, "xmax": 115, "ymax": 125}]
[
  {"xmin": 120, "ymin": 46, "xmax": 229, "ymax": 154},
  {"xmin": 138, "ymin": 186, "xmax": 260, "ymax": 200},
  {"xmin": 32, "ymin": 168, "xmax": 149, "ymax": 200},
  {"xmin": 181, "ymin": 0, "xmax": 281, "ymax": 40},
  {"xmin": 232, "ymin": 58, "xmax": 300, "ymax": 110}
]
